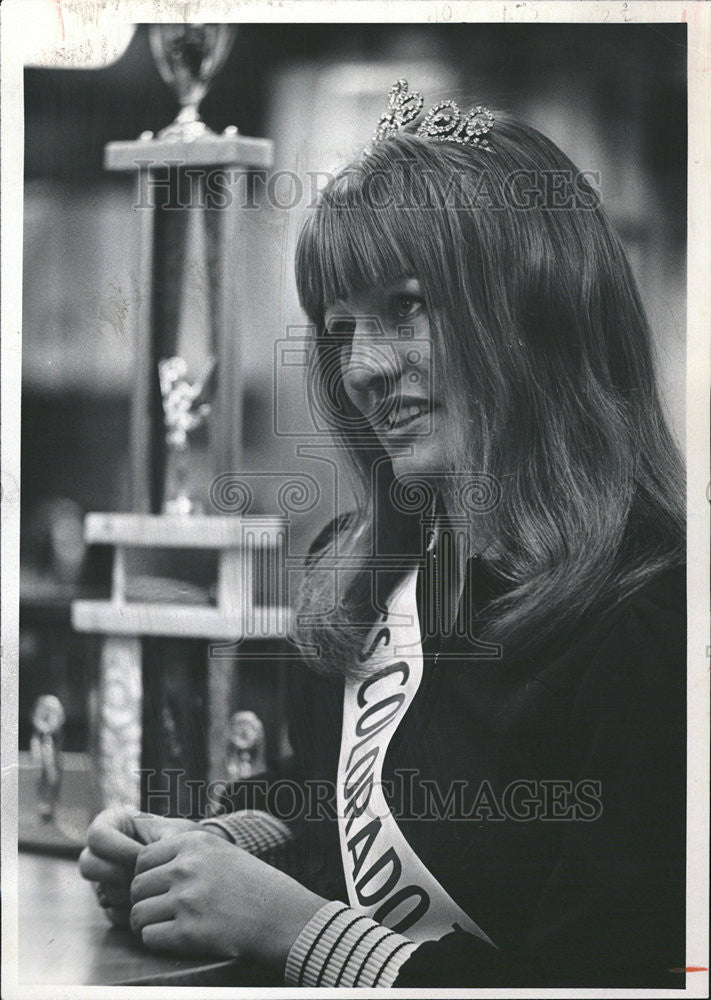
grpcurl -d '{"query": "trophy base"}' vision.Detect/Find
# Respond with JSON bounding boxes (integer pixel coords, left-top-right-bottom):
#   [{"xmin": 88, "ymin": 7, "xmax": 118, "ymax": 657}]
[
  {"xmin": 156, "ymin": 119, "xmax": 218, "ymax": 142},
  {"xmin": 137, "ymin": 120, "xmax": 241, "ymax": 146},
  {"xmin": 163, "ymin": 494, "xmax": 204, "ymax": 517},
  {"xmin": 109, "ymin": 130, "xmax": 271, "ymax": 170}
]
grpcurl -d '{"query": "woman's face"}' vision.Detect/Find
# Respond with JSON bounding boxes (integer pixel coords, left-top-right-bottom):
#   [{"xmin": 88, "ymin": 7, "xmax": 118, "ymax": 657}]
[{"xmin": 323, "ymin": 277, "xmax": 449, "ymax": 479}]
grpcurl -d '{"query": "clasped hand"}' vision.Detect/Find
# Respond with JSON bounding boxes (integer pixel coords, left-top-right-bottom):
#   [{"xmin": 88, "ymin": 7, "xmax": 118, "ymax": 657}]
[
  {"xmin": 130, "ymin": 831, "xmax": 325, "ymax": 967},
  {"xmin": 79, "ymin": 807, "xmax": 325, "ymax": 970},
  {"xmin": 79, "ymin": 807, "xmax": 200, "ymax": 921}
]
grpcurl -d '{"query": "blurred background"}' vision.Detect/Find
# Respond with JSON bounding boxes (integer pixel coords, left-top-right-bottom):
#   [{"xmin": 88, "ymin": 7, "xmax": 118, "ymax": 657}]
[{"xmin": 20, "ymin": 21, "xmax": 686, "ymax": 841}]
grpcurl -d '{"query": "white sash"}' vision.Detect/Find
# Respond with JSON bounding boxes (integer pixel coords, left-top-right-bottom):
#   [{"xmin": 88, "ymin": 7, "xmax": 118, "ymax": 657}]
[{"xmin": 336, "ymin": 568, "xmax": 495, "ymax": 945}]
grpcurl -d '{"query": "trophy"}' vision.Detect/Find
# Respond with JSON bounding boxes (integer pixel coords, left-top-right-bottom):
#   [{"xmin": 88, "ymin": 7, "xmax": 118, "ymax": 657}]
[
  {"xmin": 30, "ymin": 695, "xmax": 66, "ymax": 823},
  {"xmin": 158, "ymin": 355, "xmax": 216, "ymax": 515},
  {"xmin": 225, "ymin": 711, "xmax": 267, "ymax": 780},
  {"xmin": 147, "ymin": 24, "xmax": 238, "ymax": 141}
]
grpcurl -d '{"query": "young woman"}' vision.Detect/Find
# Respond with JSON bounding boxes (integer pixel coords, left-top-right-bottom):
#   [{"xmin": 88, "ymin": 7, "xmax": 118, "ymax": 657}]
[{"xmin": 79, "ymin": 81, "xmax": 686, "ymax": 988}]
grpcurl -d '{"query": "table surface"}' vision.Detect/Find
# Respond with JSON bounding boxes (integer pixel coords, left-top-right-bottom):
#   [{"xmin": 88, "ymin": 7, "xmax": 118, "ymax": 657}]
[{"xmin": 16, "ymin": 851, "xmax": 276, "ymax": 986}]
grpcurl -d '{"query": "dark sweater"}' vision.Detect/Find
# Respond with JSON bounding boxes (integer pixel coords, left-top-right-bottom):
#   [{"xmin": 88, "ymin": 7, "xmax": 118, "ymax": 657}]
[{"xmin": 280, "ymin": 544, "xmax": 686, "ymax": 989}]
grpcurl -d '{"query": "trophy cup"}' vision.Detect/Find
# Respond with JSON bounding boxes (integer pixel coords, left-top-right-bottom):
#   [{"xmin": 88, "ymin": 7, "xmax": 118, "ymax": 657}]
[{"xmin": 147, "ymin": 24, "xmax": 238, "ymax": 141}]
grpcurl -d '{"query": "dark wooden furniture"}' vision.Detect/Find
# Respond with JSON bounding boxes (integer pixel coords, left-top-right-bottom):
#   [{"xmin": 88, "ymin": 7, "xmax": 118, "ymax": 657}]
[{"xmin": 16, "ymin": 852, "xmax": 280, "ymax": 987}]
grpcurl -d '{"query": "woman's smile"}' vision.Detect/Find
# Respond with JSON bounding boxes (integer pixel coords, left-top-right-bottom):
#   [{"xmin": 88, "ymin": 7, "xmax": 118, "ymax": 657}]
[{"xmin": 377, "ymin": 398, "xmax": 437, "ymax": 433}]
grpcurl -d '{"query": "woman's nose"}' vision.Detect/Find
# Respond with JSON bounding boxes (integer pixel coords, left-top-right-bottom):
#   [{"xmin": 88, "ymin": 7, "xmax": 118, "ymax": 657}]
[{"xmin": 341, "ymin": 319, "xmax": 400, "ymax": 404}]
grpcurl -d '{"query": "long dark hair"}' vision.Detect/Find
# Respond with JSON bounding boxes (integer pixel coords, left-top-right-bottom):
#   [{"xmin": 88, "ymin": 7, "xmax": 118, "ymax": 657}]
[{"xmin": 294, "ymin": 116, "xmax": 685, "ymax": 677}]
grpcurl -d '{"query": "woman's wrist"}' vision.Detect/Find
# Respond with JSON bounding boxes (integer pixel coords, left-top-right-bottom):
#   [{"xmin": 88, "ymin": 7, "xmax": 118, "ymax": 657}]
[
  {"xmin": 284, "ymin": 900, "xmax": 418, "ymax": 987},
  {"xmin": 199, "ymin": 822, "xmax": 231, "ymax": 841},
  {"xmin": 271, "ymin": 886, "xmax": 328, "ymax": 972},
  {"xmin": 198, "ymin": 810, "xmax": 293, "ymax": 854}
]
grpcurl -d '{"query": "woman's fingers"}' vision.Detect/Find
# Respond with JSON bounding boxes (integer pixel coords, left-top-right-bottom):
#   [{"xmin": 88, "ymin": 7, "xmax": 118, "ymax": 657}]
[
  {"xmin": 95, "ymin": 881, "xmax": 132, "ymax": 908},
  {"xmin": 141, "ymin": 921, "xmax": 181, "ymax": 952},
  {"xmin": 134, "ymin": 836, "xmax": 183, "ymax": 875},
  {"xmin": 130, "ymin": 865, "xmax": 173, "ymax": 904},
  {"xmin": 130, "ymin": 893, "xmax": 176, "ymax": 935},
  {"xmin": 133, "ymin": 815, "xmax": 198, "ymax": 844},
  {"xmin": 132, "ymin": 816, "xmax": 173, "ymax": 845},
  {"xmin": 104, "ymin": 905, "xmax": 132, "ymax": 929},
  {"xmin": 79, "ymin": 846, "xmax": 131, "ymax": 887},
  {"xmin": 80, "ymin": 845, "xmax": 132, "ymax": 911},
  {"xmin": 86, "ymin": 807, "xmax": 142, "ymax": 866}
]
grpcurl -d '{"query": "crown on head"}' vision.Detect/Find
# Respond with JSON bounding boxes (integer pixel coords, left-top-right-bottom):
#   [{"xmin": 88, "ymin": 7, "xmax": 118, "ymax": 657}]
[{"xmin": 371, "ymin": 79, "xmax": 494, "ymax": 151}]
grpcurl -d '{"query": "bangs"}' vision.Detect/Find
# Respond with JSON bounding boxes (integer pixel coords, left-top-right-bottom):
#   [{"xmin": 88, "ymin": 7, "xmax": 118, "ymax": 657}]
[{"xmin": 295, "ymin": 163, "xmax": 429, "ymax": 325}]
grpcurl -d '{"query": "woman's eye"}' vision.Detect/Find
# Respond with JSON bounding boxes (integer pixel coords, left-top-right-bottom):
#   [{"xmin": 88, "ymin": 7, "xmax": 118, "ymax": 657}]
[{"xmin": 394, "ymin": 295, "xmax": 423, "ymax": 320}]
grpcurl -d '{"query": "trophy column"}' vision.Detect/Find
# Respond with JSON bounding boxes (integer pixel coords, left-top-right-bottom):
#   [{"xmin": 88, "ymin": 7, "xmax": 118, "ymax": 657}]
[
  {"xmin": 70, "ymin": 131, "xmax": 275, "ymax": 812},
  {"xmin": 104, "ymin": 133, "xmax": 273, "ymax": 512}
]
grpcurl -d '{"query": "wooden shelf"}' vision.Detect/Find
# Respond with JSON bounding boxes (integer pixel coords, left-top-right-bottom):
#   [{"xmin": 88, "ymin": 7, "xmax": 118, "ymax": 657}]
[
  {"xmin": 72, "ymin": 513, "xmax": 291, "ymax": 640},
  {"xmin": 72, "ymin": 599, "xmax": 291, "ymax": 639},
  {"xmin": 84, "ymin": 512, "xmax": 285, "ymax": 548}
]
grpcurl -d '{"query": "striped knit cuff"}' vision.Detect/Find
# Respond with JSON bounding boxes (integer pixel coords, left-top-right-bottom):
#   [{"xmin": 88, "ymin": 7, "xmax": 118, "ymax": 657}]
[
  {"xmin": 284, "ymin": 900, "xmax": 418, "ymax": 988},
  {"xmin": 199, "ymin": 809, "xmax": 293, "ymax": 856}
]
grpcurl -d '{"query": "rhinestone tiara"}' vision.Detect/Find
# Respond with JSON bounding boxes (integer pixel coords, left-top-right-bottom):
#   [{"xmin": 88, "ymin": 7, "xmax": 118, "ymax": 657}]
[{"xmin": 370, "ymin": 79, "xmax": 494, "ymax": 152}]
